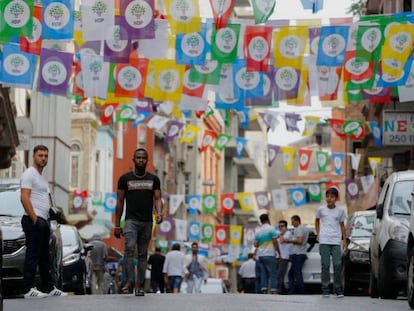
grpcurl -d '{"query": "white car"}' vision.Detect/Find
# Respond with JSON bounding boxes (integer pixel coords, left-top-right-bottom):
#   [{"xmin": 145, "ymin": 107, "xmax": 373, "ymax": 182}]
[{"xmin": 181, "ymin": 278, "xmax": 228, "ymax": 294}]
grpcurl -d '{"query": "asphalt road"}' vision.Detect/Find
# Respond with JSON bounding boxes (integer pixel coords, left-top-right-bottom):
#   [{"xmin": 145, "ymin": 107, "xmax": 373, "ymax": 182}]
[{"xmin": 3, "ymin": 293, "xmax": 410, "ymax": 311}]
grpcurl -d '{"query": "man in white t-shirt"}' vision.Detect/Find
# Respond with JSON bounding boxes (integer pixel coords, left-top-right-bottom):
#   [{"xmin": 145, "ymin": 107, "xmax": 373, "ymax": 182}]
[
  {"xmin": 20, "ymin": 145, "xmax": 66, "ymax": 298},
  {"xmin": 315, "ymin": 187, "xmax": 347, "ymax": 298},
  {"xmin": 277, "ymin": 220, "xmax": 292, "ymax": 294}
]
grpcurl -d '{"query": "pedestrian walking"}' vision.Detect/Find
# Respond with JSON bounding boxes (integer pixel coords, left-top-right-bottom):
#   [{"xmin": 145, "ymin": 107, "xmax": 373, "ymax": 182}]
[
  {"xmin": 148, "ymin": 246, "xmax": 166, "ymax": 293},
  {"xmin": 315, "ymin": 187, "xmax": 347, "ymax": 298},
  {"xmin": 20, "ymin": 144, "xmax": 67, "ymax": 298},
  {"xmin": 254, "ymin": 214, "xmax": 280, "ymax": 294},
  {"xmin": 163, "ymin": 243, "xmax": 185, "ymax": 293},
  {"xmin": 184, "ymin": 242, "xmax": 209, "ymax": 294},
  {"xmin": 277, "ymin": 220, "xmax": 292, "ymax": 294},
  {"xmin": 238, "ymin": 253, "xmax": 256, "ymax": 294},
  {"xmin": 89, "ymin": 238, "xmax": 108, "ymax": 294},
  {"xmin": 115, "ymin": 255, "xmax": 138, "ymax": 294},
  {"xmin": 114, "ymin": 148, "xmax": 163, "ymax": 296},
  {"xmin": 282, "ymin": 215, "xmax": 308, "ymax": 295}
]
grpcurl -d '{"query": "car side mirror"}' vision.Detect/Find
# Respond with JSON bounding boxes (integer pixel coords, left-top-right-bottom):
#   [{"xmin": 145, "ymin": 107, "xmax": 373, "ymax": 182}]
[
  {"xmin": 376, "ymin": 203, "xmax": 384, "ymax": 219},
  {"xmin": 84, "ymin": 243, "xmax": 94, "ymax": 253}
]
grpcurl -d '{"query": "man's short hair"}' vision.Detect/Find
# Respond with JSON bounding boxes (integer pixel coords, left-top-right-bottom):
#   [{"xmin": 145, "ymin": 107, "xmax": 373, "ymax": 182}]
[
  {"xmin": 33, "ymin": 145, "xmax": 48, "ymax": 153},
  {"xmin": 326, "ymin": 187, "xmax": 339, "ymax": 198},
  {"xmin": 172, "ymin": 243, "xmax": 181, "ymax": 251},
  {"xmin": 134, "ymin": 148, "xmax": 148, "ymax": 158},
  {"xmin": 191, "ymin": 242, "xmax": 198, "ymax": 248},
  {"xmin": 259, "ymin": 214, "xmax": 269, "ymax": 224},
  {"xmin": 279, "ymin": 220, "xmax": 288, "ymax": 227},
  {"xmin": 291, "ymin": 215, "xmax": 301, "ymax": 222}
]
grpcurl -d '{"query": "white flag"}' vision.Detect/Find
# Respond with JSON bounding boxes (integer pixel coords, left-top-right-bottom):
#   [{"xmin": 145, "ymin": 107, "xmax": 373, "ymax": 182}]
[
  {"xmin": 81, "ymin": 0, "xmax": 115, "ymax": 41},
  {"xmin": 146, "ymin": 115, "xmax": 169, "ymax": 130},
  {"xmin": 80, "ymin": 54, "xmax": 109, "ymax": 99},
  {"xmin": 271, "ymin": 188, "xmax": 288, "ymax": 210},
  {"xmin": 174, "ymin": 219, "xmax": 187, "ymax": 241},
  {"xmin": 360, "ymin": 174, "xmax": 374, "ymax": 193},
  {"xmin": 347, "ymin": 152, "xmax": 361, "ymax": 171},
  {"xmin": 169, "ymin": 194, "xmax": 184, "ymax": 215}
]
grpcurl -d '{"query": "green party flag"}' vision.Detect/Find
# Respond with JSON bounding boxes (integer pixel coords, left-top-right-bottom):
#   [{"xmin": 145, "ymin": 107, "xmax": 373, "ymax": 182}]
[
  {"xmin": 251, "ymin": 0, "xmax": 276, "ymax": 24},
  {"xmin": 107, "ymin": 63, "xmax": 116, "ymax": 93},
  {"xmin": 116, "ymin": 104, "xmax": 135, "ymax": 123},
  {"xmin": 211, "ymin": 23, "xmax": 241, "ymax": 63},
  {"xmin": 188, "ymin": 60, "xmax": 222, "ymax": 85},
  {"xmin": 307, "ymin": 184, "xmax": 322, "ymax": 202},
  {"xmin": 343, "ymin": 120, "xmax": 365, "ymax": 134},
  {"xmin": 214, "ymin": 133, "xmax": 232, "ymax": 151},
  {"xmin": 202, "ymin": 194, "xmax": 217, "ymax": 214},
  {"xmin": 316, "ymin": 151, "xmax": 329, "ymax": 172},
  {"xmin": 202, "ymin": 223, "xmax": 214, "ymax": 243},
  {"xmin": 0, "ymin": 0, "xmax": 34, "ymax": 38}
]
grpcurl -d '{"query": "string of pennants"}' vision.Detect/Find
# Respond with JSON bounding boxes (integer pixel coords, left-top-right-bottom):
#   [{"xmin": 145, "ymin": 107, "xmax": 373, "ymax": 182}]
[
  {"xmin": 1, "ymin": 0, "xmax": 414, "ymax": 108},
  {"xmin": 75, "ymin": 171, "xmax": 377, "ymax": 218}
]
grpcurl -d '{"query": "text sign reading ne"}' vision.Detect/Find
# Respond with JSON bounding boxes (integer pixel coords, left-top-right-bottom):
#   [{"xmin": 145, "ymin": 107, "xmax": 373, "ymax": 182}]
[{"xmin": 383, "ymin": 111, "xmax": 414, "ymax": 145}]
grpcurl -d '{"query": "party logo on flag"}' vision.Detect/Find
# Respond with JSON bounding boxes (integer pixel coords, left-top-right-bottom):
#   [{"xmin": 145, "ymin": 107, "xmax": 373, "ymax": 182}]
[
  {"xmin": 118, "ymin": 66, "xmax": 141, "ymax": 91},
  {"xmin": 289, "ymin": 187, "xmax": 307, "ymax": 207},
  {"xmin": 202, "ymin": 223, "xmax": 214, "ymax": 243},
  {"xmin": 103, "ymin": 192, "xmax": 117, "ymax": 213},
  {"xmin": 158, "ymin": 69, "xmax": 181, "ymax": 94},
  {"xmin": 4, "ymin": 0, "xmax": 31, "ymax": 30},
  {"xmin": 124, "ymin": 0, "xmax": 153, "ymax": 29},
  {"xmin": 220, "ymin": 193, "xmax": 234, "ymax": 214},
  {"xmin": 44, "ymin": 2, "xmax": 70, "ymax": 30},
  {"xmin": 189, "ymin": 221, "xmax": 201, "ymax": 240}
]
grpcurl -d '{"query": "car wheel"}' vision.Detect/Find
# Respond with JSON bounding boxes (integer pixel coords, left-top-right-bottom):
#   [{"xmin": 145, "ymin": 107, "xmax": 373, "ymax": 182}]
[
  {"xmin": 378, "ymin": 255, "xmax": 398, "ymax": 299},
  {"xmin": 408, "ymin": 253, "xmax": 414, "ymax": 309}
]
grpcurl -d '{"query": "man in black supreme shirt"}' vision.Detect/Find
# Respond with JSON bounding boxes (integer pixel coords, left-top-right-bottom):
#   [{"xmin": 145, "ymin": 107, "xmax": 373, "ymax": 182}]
[{"xmin": 114, "ymin": 148, "xmax": 163, "ymax": 296}]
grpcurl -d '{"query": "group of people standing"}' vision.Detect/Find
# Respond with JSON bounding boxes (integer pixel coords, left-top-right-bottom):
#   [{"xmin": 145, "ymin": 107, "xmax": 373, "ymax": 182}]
[{"xmin": 239, "ymin": 187, "xmax": 347, "ymax": 297}]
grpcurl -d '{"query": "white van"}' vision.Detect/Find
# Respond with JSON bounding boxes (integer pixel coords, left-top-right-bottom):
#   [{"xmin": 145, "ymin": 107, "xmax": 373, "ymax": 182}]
[
  {"xmin": 369, "ymin": 170, "xmax": 414, "ymax": 299},
  {"xmin": 406, "ymin": 181, "xmax": 414, "ymax": 308}
]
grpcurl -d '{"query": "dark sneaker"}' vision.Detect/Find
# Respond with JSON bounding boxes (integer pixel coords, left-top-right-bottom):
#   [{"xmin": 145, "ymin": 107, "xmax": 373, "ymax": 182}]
[
  {"xmin": 135, "ymin": 288, "xmax": 145, "ymax": 296},
  {"xmin": 335, "ymin": 292, "xmax": 344, "ymax": 298}
]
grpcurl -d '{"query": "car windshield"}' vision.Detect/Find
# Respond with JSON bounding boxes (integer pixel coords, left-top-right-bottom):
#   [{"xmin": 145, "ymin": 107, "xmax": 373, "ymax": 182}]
[
  {"xmin": 389, "ymin": 180, "xmax": 414, "ymax": 218},
  {"xmin": 61, "ymin": 228, "xmax": 79, "ymax": 248},
  {"xmin": 350, "ymin": 214, "xmax": 374, "ymax": 238},
  {"xmin": 0, "ymin": 189, "xmax": 24, "ymax": 217}
]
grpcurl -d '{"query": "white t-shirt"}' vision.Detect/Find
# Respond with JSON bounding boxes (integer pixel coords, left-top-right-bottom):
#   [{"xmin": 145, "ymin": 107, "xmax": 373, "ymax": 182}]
[
  {"xmin": 277, "ymin": 230, "xmax": 293, "ymax": 259},
  {"xmin": 20, "ymin": 167, "xmax": 50, "ymax": 220},
  {"xmin": 163, "ymin": 250, "xmax": 185, "ymax": 276},
  {"xmin": 315, "ymin": 205, "xmax": 346, "ymax": 245},
  {"xmin": 238, "ymin": 259, "xmax": 256, "ymax": 278}
]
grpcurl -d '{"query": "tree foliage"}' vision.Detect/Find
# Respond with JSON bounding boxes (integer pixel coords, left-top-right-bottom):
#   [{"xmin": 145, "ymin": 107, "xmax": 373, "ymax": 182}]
[{"xmin": 347, "ymin": 0, "xmax": 367, "ymax": 16}]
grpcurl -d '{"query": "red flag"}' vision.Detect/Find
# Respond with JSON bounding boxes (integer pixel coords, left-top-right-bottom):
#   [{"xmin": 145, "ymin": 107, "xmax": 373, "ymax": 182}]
[
  {"xmin": 350, "ymin": 124, "xmax": 366, "ymax": 140},
  {"xmin": 215, "ymin": 225, "xmax": 228, "ymax": 245},
  {"xmin": 115, "ymin": 58, "xmax": 149, "ymax": 99},
  {"xmin": 244, "ymin": 25, "xmax": 272, "ymax": 72},
  {"xmin": 318, "ymin": 67, "xmax": 342, "ymax": 101},
  {"xmin": 209, "ymin": 0, "xmax": 234, "ymax": 29},
  {"xmin": 343, "ymin": 50, "xmax": 374, "ymax": 82},
  {"xmin": 298, "ymin": 149, "xmax": 313, "ymax": 171},
  {"xmin": 220, "ymin": 193, "xmax": 235, "ymax": 214},
  {"xmin": 101, "ymin": 103, "xmax": 118, "ymax": 125},
  {"xmin": 183, "ymin": 67, "xmax": 206, "ymax": 98},
  {"xmin": 199, "ymin": 129, "xmax": 217, "ymax": 153},
  {"xmin": 72, "ymin": 60, "xmax": 84, "ymax": 97},
  {"xmin": 328, "ymin": 118, "xmax": 346, "ymax": 140},
  {"xmin": 20, "ymin": 6, "xmax": 42, "ymax": 55}
]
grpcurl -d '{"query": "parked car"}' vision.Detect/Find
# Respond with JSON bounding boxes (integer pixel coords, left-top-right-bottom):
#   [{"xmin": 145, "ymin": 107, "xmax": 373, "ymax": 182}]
[
  {"xmin": 370, "ymin": 170, "xmax": 414, "ymax": 299},
  {"xmin": 181, "ymin": 278, "xmax": 228, "ymax": 294},
  {"xmin": 406, "ymin": 182, "xmax": 414, "ymax": 308},
  {"xmin": 0, "ymin": 227, "xmax": 3, "ymax": 311},
  {"xmin": 0, "ymin": 181, "xmax": 63, "ymax": 296},
  {"xmin": 342, "ymin": 210, "xmax": 375, "ymax": 295},
  {"xmin": 61, "ymin": 225, "xmax": 93, "ymax": 295}
]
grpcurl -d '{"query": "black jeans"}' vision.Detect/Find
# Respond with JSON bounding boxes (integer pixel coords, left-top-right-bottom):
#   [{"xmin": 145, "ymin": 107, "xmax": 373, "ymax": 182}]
[{"xmin": 21, "ymin": 215, "xmax": 54, "ymax": 293}]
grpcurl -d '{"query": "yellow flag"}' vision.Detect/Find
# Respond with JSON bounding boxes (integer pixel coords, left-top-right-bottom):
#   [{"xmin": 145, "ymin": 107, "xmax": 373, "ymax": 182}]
[
  {"xmin": 165, "ymin": 0, "xmax": 201, "ymax": 34},
  {"xmin": 144, "ymin": 60, "xmax": 156, "ymax": 100},
  {"xmin": 281, "ymin": 146, "xmax": 296, "ymax": 171},
  {"xmin": 286, "ymin": 65, "xmax": 308, "ymax": 105},
  {"xmin": 180, "ymin": 124, "xmax": 200, "ymax": 143},
  {"xmin": 302, "ymin": 116, "xmax": 321, "ymax": 137},
  {"xmin": 273, "ymin": 26, "xmax": 308, "ymax": 69},
  {"xmin": 381, "ymin": 24, "xmax": 414, "ymax": 77},
  {"xmin": 229, "ymin": 225, "xmax": 243, "ymax": 246},
  {"xmin": 153, "ymin": 60, "xmax": 185, "ymax": 103},
  {"xmin": 368, "ymin": 157, "xmax": 382, "ymax": 176},
  {"xmin": 238, "ymin": 192, "xmax": 254, "ymax": 211}
]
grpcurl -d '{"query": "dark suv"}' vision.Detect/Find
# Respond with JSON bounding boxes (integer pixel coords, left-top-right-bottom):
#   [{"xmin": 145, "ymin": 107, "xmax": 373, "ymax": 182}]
[{"xmin": 0, "ymin": 181, "xmax": 63, "ymax": 296}]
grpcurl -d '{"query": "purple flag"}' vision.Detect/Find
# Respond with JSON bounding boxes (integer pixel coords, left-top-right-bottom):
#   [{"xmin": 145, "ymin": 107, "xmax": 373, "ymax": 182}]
[
  {"xmin": 157, "ymin": 216, "xmax": 173, "ymax": 239},
  {"xmin": 165, "ymin": 120, "xmax": 184, "ymax": 142},
  {"xmin": 272, "ymin": 67, "xmax": 300, "ymax": 101},
  {"xmin": 284, "ymin": 113, "xmax": 301, "ymax": 132},
  {"xmin": 254, "ymin": 191, "xmax": 271, "ymax": 210},
  {"xmin": 267, "ymin": 144, "xmax": 280, "ymax": 167},
  {"xmin": 75, "ymin": 41, "xmax": 102, "ymax": 58},
  {"xmin": 38, "ymin": 49, "xmax": 73, "ymax": 96},
  {"xmin": 345, "ymin": 179, "xmax": 359, "ymax": 200},
  {"xmin": 104, "ymin": 16, "xmax": 132, "ymax": 63},
  {"xmin": 119, "ymin": 0, "xmax": 155, "ymax": 40}
]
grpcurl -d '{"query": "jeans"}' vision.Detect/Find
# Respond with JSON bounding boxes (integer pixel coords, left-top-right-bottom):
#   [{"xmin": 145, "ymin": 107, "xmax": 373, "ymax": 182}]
[
  {"xmin": 277, "ymin": 259, "xmax": 289, "ymax": 293},
  {"xmin": 21, "ymin": 215, "xmax": 55, "ymax": 293},
  {"xmin": 123, "ymin": 219, "xmax": 153, "ymax": 286},
  {"xmin": 258, "ymin": 256, "xmax": 278, "ymax": 292},
  {"xmin": 288, "ymin": 254, "xmax": 307, "ymax": 294},
  {"xmin": 319, "ymin": 244, "xmax": 342, "ymax": 294},
  {"xmin": 168, "ymin": 275, "xmax": 183, "ymax": 290},
  {"xmin": 187, "ymin": 276, "xmax": 203, "ymax": 293},
  {"xmin": 255, "ymin": 259, "xmax": 262, "ymax": 293}
]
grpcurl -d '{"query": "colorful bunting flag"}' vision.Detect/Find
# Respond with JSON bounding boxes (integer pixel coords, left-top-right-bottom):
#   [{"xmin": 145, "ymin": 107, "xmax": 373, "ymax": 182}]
[
  {"xmin": 254, "ymin": 191, "xmax": 270, "ymax": 210},
  {"xmin": 188, "ymin": 221, "xmax": 201, "ymax": 240},
  {"xmin": 209, "ymin": 0, "xmax": 234, "ymax": 29},
  {"xmin": 298, "ymin": 148, "xmax": 313, "ymax": 171},
  {"xmin": 289, "ymin": 187, "xmax": 307, "ymax": 207},
  {"xmin": 220, "ymin": 193, "xmax": 235, "ymax": 214},
  {"xmin": 316, "ymin": 150, "xmax": 329, "ymax": 172},
  {"xmin": 202, "ymin": 223, "xmax": 214, "ymax": 243},
  {"xmin": 103, "ymin": 192, "xmax": 117, "ymax": 213},
  {"xmin": 187, "ymin": 194, "xmax": 201, "ymax": 215},
  {"xmin": 202, "ymin": 194, "xmax": 217, "ymax": 214},
  {"xmin": 238, "ymin": 192, "xmax": 254, "ymax": 211}
]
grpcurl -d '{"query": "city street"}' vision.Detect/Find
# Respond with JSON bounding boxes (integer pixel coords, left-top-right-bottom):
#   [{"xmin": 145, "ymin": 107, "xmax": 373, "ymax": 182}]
[{"xmin": 3, "ymin": 294, "xmax": 409, "ymax": 311}]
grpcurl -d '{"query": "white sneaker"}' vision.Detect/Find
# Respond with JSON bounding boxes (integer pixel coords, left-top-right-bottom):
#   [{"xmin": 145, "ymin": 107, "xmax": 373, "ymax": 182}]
[
  {"xmin": 24, "ymin": 287, "xmax": 48, "ymax": 299},
  {"xmin": 48, "ymin": 287, "xmax": 67, "ymax": 297}
]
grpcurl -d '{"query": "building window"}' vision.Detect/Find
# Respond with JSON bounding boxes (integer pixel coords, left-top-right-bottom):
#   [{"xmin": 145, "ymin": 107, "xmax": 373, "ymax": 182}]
[{"xmin": 70, "ymin": 142, "xmax": 82, "ymax": 189}]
